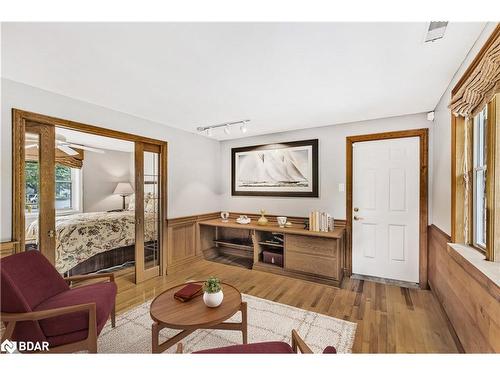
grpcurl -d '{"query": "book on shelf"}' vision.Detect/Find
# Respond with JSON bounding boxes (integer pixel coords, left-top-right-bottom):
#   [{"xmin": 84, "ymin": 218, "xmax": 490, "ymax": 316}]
[{"xmin": 308, "ymin": 210, "xmax": 333, "ymax": 232}]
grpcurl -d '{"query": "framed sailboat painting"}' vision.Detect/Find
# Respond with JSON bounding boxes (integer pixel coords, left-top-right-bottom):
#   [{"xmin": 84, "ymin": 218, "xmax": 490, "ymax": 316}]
[{"xmin": 231, "ymin": 139, "xmax": 318, "ymax": 197}]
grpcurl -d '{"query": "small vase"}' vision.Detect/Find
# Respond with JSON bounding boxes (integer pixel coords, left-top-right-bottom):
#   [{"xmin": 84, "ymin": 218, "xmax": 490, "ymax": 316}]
[
  {"xmin": 257, "ymin": 209, "xmax": 268, "ymax": 226},
  {"xmin": 203, "ymin": 290, "xmax": 224, "ymax": 307}
]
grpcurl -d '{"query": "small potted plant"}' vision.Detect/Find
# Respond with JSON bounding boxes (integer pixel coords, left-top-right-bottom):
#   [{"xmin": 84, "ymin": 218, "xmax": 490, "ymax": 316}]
[{"xmin": 203, "ymin": 277, "xmax": 223, "ymax": 308}]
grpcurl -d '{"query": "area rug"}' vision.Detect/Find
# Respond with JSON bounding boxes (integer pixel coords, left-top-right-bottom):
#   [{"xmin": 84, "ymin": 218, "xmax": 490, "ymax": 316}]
[{"xmin": 98, "ymin": 294, "xmax": 357, "ymax": 353}]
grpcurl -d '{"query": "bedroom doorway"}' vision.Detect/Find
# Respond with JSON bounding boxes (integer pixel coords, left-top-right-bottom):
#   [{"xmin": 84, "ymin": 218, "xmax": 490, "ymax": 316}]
[{"xmin": 12, "ymin": 109, "xmax": 168, "ymax": 284}]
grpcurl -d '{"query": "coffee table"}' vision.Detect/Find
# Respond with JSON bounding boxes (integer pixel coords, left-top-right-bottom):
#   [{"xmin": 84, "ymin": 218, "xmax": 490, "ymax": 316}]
[{"xmin": 149, "ymin": 282, "xmax": 248, "ymax": 353}]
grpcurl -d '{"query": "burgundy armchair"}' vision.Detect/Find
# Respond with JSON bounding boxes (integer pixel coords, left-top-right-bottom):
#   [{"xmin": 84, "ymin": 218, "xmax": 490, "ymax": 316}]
[
  {"xmin": 177, "ymin": 330, "xmax": 337, "ymax": 354},
  {"xmin": 0, "ymin": 251, "xmax": 117, "ymax": 353}
]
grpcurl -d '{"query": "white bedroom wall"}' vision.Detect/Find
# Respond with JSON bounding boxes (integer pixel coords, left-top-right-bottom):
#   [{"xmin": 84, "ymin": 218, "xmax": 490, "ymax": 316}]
[
  {"xmin": 82, "ymin": 150, "xmax": 134, "ymax": 213},
  {"xmin": 0, "ymin": 78, "xmax": 221, "ymax": 241},
  {"xmin": 430, "ymin": 23, "xmax": 496, "ymax": 235},
  {"xmin": 219, "ymin": 113, "xmax": 430, "ymax": 220}
]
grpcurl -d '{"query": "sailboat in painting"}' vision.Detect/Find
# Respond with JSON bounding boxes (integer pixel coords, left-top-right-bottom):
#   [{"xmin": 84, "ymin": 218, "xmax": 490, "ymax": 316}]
[{"xmin": 237, "ymin": 149, "xmax": 310, "ymax": 188}]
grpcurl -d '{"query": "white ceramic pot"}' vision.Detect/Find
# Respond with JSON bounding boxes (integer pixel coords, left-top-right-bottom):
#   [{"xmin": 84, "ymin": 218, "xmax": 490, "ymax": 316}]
[{"xmin": 203, "ymin": 290, "xmax": 224, "ymax": 307}]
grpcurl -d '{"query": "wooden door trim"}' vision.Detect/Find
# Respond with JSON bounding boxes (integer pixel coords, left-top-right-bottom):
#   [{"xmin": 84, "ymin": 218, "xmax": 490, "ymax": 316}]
[
  {"xmin": 12, "ymin": 108, "xmax": 166, "ymax": 145},
  {"xmin": 346, "ymin": 128, "xmax": 429, "ymax": 288},
  {"xmin": 12, "ymin": 109, "xmax": 168, "ymax": 280}
]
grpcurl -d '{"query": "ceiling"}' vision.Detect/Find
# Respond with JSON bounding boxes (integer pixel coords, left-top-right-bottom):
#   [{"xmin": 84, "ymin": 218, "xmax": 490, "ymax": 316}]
[{"xmin": 1, "ymin": 22, "xmax": 486, "ymax": 140}]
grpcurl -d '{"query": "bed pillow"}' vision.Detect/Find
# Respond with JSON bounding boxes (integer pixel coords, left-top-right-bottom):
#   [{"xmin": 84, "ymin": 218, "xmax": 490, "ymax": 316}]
[
  {"xmin": 145, "ymin": 193, "xmax": 157, "ymax": 212},
  {"xmin": 128, "ymin": 193, "xmax": 156, "ymax": 211},
  {"xmin": 128, "ymin": 194, "xmax": 135, "ymax": 211}
]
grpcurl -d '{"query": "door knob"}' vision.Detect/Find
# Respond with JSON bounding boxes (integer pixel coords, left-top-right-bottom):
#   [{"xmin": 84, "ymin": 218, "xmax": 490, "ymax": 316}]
[
  {"xmin": 353, "ymin": 207, "xmax": 359, "ymax": 212},
  {"xmin": 353, "ymin": 216, "xmax": 363, "ymax": 221}
]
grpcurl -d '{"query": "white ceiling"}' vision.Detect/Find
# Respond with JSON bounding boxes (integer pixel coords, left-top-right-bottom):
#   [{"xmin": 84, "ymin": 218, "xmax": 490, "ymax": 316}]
[{"xmin": 2, "ymin": 22, "xmax": 486, "ymax": 140}]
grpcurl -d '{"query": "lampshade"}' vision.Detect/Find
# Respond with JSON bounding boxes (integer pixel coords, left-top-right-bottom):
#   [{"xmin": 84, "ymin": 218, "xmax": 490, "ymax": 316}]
[{"xmin": 113, "ymin": 182, "xmax": 134, "ymax": 196}]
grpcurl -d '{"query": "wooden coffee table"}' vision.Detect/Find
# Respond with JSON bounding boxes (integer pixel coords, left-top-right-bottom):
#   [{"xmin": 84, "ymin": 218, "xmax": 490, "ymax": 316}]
[{"xmin": 149, "ymin": 282, "xmax": 248, "ymax": 353}]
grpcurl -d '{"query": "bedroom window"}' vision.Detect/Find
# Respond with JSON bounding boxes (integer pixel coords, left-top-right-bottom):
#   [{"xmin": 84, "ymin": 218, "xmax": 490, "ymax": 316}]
[
  {"xmin": 24, "ymin": 162, "xmax": 82, "ymax": 214},
  {"xmin": 56, "ymin": 164, "xmax": 74, "ymax": 210}
]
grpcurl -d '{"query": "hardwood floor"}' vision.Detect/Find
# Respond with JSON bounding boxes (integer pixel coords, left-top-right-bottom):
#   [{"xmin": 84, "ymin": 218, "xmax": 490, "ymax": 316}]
[{"xmin": 113, "ymin": 259, "xmax": 460, "ymax": 353}]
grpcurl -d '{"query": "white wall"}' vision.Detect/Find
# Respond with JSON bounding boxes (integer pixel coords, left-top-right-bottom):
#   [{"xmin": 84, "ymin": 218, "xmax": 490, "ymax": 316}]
[
  {"xmin": 220, "ymin": 113, "xmax": 430, "ymax": 219},
  {"xmin": 82, "ymin": 150, "xmax": 133, "ymax": 213},
  {"xmin": 430, "ymin": 23, "xmax": 497, "ymax": 235},
  {"xmin": 0, "ymin": 79, "xmax": 221, "ymax": 241}
]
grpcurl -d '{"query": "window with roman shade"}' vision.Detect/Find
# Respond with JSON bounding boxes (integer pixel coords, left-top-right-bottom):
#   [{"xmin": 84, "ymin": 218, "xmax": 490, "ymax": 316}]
[{"xmin": 450, "ymin": 24, "xmax": 500, "ymax": 262}]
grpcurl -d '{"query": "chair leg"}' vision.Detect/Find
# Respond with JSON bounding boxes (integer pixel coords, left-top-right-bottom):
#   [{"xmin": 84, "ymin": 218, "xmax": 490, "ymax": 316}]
[
  {"xmin": 1, "ymin": 321, "xmax": 16, "ymax": 342},
  {"xmin": 111, "ymin": 304, "xmax": 116, "ymax": 328},
  {"xmin": 88, "ymin": 337, "xmax": 97, "ymax": 354}
]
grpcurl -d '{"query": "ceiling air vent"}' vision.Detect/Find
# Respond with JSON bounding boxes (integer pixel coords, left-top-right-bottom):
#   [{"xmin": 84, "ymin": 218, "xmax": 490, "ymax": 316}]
[{"xmin": 424, "ymin": 21, "xmax": 448, "ymax": 43}]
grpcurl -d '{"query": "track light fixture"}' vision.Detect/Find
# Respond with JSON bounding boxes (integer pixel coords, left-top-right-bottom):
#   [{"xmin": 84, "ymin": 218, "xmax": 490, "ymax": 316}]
[{"xmin": 197, "ymin": 120, "xmax": 250, "ymax": 136}]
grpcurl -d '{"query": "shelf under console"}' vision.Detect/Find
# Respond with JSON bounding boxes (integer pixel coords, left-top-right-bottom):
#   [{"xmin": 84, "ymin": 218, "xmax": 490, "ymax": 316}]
[{"xmin": 198, "ymin": 219, "xmax": 346, "ymax": 286}]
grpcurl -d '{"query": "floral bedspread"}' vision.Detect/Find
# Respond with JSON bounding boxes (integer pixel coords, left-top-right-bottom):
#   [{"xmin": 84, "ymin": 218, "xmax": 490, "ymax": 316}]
[{"xmin": 26, "ymin": 211, "xmax": 157, "ymax": 273}]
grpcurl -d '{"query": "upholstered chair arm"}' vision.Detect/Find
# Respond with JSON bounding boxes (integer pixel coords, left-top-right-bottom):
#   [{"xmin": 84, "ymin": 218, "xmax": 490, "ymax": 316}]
[
  {"xmin": 291, "ymin": 329, "xmax": 313, "ymax": 353},
  {"xmin": 1, "ymin": 303, "xmax": 97, "ymax": 343},
  {"xmin": 64, "ymin": 272, "xmax": 115, "ymax": 286}
]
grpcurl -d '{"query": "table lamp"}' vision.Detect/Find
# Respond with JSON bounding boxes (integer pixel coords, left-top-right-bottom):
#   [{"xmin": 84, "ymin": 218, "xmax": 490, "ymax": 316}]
[{"xmin": 113, "ymin": 182, "xmax": 134, "ymax": 210}]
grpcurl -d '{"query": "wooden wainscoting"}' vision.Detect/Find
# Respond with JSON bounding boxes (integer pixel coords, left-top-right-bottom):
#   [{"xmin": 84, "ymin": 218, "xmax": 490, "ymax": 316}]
[
  {"xmin": 166, "ymin": 212, "xmax": 220, "ymax": 273},
  {"xmin": 428, "ymin": 224, "xmax": 500, "ymax": 353},
  {"xmin": 0, "ymin": 241, "xmax": 18, "ymax": 258}
]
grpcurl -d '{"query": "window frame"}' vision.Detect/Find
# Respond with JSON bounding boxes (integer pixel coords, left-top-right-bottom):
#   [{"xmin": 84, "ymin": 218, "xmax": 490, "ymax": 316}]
[
  {"xmin": 24, "ymin": 161, "xmax": 83, "ymax": 217},
  {"xmin": 452, "ymin": 95, "xmax": 499, "ymax": 261},
  {"xmin": 472, "ymin": 107, "xmax": 488, "ymax": 252}
]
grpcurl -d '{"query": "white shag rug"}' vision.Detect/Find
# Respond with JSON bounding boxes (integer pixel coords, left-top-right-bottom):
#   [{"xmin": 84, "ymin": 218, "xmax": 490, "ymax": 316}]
[{"xmin": 98, "ymin": 294, "xmax": 356, "ymax": 353}]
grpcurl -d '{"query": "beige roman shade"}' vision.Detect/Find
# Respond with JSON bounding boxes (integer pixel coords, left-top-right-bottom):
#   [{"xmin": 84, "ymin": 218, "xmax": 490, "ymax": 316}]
[{"xmin": 449, "ymin": 25, "xmax": 500, "ymax": 117}]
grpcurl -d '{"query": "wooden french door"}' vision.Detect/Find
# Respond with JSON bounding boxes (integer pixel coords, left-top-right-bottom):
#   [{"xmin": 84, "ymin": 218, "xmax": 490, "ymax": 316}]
[
  {"xmin": 134, "ymin": 142, "xmax": 167, "ymax": 283},
  {"xmin": 14, "ymin": 110, "xmax": 168, "ymax": 282},
  {"xmin": 23, "ymin": 121, "xmax": 56, "ymax": 264}
]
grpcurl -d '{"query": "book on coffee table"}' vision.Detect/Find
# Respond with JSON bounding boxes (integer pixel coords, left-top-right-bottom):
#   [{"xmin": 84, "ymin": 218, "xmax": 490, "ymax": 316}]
[{"xmin": 174, "ymin": 283, "xmax": 203, "ymax": 302}]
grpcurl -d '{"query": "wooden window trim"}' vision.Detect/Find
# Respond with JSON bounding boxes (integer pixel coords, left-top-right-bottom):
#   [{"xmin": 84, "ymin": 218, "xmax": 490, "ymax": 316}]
[
  {"xmin": 450, "ymin": 24, "xmax": 500, "ymax": 262},
  {"xmin": 451, "ymin": 97, "xmax": 499, "ymax": 261}
]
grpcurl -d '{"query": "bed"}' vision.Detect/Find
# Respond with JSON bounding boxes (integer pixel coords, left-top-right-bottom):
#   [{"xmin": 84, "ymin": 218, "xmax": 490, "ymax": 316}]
[{"xmin": 25, "ymin": 210, "xmax": 157, "ymax": 275}]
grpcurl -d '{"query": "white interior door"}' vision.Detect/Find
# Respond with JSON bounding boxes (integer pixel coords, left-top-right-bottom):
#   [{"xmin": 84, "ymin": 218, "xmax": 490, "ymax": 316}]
[{"xmin": 352, "ymin": 137, "xmax": 420, "ymax": 283}]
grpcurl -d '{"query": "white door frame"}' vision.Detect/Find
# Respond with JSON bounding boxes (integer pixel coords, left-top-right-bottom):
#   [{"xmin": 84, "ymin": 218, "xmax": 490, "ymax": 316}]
[{"xmin": 346, "ymin": 129, "xmax": 428, "ymax": 288}]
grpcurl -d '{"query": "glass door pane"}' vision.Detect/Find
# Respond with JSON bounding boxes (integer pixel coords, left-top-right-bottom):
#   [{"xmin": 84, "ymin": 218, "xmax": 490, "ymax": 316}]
[
  {"xmin": 134, "ymin": 142, "xmax": 162, "ymax": 283},
  {"xmin": 24, "ymin": 132, "xmax": 41, "ymax": 251},
  {"xmin": 24, "ymin": 122, "xmax": 56, "ymax": 265},
  {"xmin": 144, "ymin": 151, "xmax": 160, "ymax": 270}
]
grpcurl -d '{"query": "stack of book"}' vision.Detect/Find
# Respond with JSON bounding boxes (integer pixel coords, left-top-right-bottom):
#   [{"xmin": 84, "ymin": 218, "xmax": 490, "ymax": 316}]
[{"xmin": 308, "ymin": 211, "xmax": 333, "ymax": 232}]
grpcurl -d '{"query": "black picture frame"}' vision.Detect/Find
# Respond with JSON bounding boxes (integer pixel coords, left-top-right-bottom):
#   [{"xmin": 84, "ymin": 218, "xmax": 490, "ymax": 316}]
[{"xmin": 231, "ymin": 139, "xmax": 319, "ymax": 197}]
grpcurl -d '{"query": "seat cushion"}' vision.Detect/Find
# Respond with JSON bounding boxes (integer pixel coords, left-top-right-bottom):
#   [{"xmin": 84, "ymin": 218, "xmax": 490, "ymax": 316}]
[
  {"xmin": 35, "ymin": 281, "xmax": 116, "ymax": 338},
  {"xmin": 193, "ymin": 341, "xmax": 295, "ymax": 354}
]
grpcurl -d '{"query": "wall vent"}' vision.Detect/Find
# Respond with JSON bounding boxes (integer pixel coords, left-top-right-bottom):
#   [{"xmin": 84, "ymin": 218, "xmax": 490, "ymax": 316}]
[{"xmin": 424, "ymin": 21, "xmax": 448, "ymax": 43}]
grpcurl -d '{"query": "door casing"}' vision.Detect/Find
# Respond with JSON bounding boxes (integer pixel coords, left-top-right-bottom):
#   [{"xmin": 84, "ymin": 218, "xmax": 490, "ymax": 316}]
[{"xmin": 346, "ymin": 128, "xmax": 428, "ymax": 288}]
